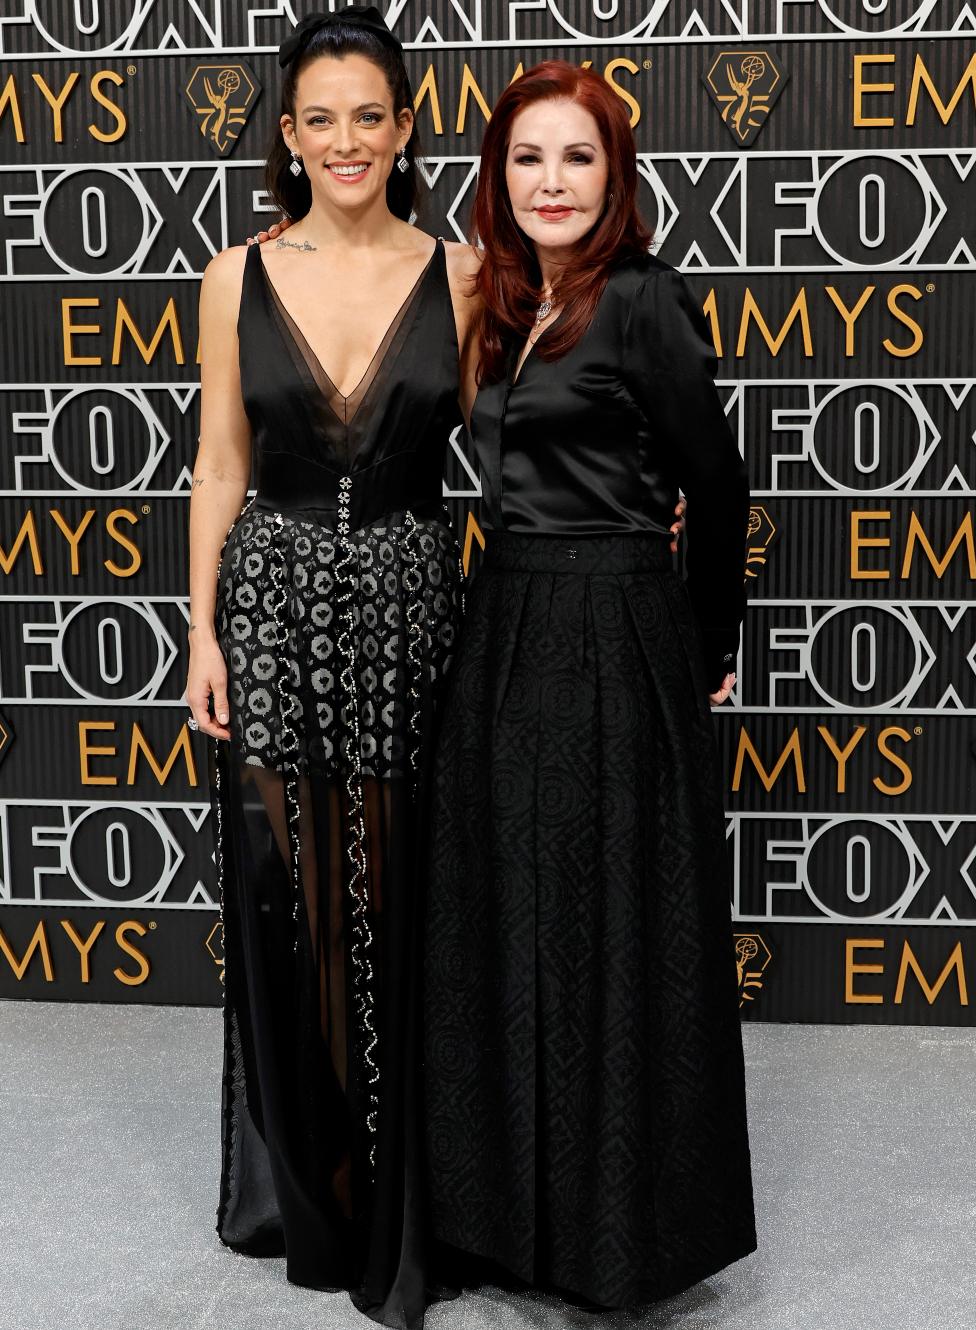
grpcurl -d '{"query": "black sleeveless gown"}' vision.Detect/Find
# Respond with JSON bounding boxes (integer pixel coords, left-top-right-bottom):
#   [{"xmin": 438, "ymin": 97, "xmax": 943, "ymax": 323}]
[{"xmin": 211, "ymin": 237, "xmax": 462, "ymax": 1328}]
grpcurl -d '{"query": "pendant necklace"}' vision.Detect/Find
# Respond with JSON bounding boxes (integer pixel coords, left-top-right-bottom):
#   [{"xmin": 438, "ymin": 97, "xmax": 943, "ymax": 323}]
[{"xmin": 535, "ymin": 289, "xmax": 553, "ymax": 324}]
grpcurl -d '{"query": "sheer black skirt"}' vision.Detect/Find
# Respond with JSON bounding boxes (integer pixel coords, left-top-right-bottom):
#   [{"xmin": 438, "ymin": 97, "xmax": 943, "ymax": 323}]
[
  {"xmin": 424, "ymin": 531, "xmax": 756, "ymax": 1307},
  {"xmin": 212, "ymin": 503, "xmax": 462, "ymax": 1329}
]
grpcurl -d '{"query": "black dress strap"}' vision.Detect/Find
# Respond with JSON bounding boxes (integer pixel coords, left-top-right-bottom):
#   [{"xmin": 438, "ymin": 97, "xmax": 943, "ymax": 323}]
[{"xmin": 236, "ymin": 240, "xmax": 264, "ymax": 333}]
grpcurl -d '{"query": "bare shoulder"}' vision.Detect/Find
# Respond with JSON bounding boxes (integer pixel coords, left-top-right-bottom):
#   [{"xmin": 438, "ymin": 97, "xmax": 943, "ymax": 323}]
[
  {"xmin": 202, "ymin": 244, "xmax": 249, "ymax": 295},
  {"xmin": 443, "ymin": 240, "xmax": 482, "ymax": 310},
  {"xmin": 443, "ymin": 239, "xmax": 482, "ymax": 278},
  {"xmin": 199, "ymin": 245, "xmax": 249, "ymax": 332}
]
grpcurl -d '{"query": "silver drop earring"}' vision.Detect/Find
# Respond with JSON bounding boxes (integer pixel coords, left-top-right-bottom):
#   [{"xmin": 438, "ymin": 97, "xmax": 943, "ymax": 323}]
[
  {"xmin": 289, "ymin": 150, "xmax": 303, "ymax": 177},
  {"xmin": 396, "ymin": 149, "xmax": 409, "ymax": 175},
  {"xmin": 608, "ymin": 191, "xmax": 614, "ymax": 204}
]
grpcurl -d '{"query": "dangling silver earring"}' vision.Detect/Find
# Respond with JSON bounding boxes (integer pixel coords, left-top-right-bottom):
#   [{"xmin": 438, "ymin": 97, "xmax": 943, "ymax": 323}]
[
  {"xmin": 396, "ymin": 148, "xmax": 409, "ymax": 175},
  {"xmin": 289, "ymin": 150, "xmax": 303, "ymax": 177},
  {"xmin": 608, "ymin": 191, "xmax": 614, "ymax": 204}
]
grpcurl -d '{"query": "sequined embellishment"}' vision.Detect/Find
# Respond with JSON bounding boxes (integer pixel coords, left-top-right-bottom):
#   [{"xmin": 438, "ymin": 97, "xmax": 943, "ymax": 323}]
[
  {"xmin": 211, "ymin": 498, "xmax": 254, "ymax": 986},
  {"xmin": 401, "ymin": 511, "xmax": 425, "ymax": 792},
  {"xmin": 268, "ymin": 513, "xmax": 304, "ymax": 948},
  {"xmin": 334, "ymin": 476, "xmax": 380, "ymax": 1166}
]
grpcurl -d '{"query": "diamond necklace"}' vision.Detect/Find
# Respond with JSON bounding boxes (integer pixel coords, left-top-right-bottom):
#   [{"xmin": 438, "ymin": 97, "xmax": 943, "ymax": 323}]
[{"xmin": 535, "ymin": 288, "xmax": 553, "ymax": 324}]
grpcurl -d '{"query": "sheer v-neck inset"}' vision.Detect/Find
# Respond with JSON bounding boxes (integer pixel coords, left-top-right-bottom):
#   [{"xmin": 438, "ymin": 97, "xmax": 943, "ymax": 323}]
[
  {"xmin": 258, "ymin": 240, "xmax": 439, "ymax": 441},
  {"xmin": 239, "ymin": 235, "xmax": 460, "ymax": 518}
]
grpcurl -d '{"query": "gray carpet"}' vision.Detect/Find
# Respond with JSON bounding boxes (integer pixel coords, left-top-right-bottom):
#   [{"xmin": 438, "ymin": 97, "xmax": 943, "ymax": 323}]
[{"xmin": 1, "ymin": 1003, "xmax": 972, "ymax": 1330}]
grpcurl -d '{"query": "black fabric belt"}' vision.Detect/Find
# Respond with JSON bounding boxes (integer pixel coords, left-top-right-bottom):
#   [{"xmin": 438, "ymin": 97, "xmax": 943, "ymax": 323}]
[{"xmin": 482, "ymin": 531, "xmax": 674, "ymax": 575}]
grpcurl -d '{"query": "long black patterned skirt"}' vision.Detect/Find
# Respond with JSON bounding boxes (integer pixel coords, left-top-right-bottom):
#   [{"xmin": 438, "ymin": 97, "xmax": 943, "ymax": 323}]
[
  {"xmin": 424, "ymin": 531, "xmax": 756, "ymax": 1306},
  {"xmin": 212, "ymin": 501, "xmax": 462, "ymax": 1329}
]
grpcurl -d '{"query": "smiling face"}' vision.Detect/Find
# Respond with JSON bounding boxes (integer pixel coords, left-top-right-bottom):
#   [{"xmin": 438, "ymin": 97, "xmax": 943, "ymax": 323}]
[
  {"xmin": 281, "ymin": 52, "xmax": 412, "ymax": 211},
  {"xmin": 504, "ymin": 97, "xmax": 610, "ymax": 262}
]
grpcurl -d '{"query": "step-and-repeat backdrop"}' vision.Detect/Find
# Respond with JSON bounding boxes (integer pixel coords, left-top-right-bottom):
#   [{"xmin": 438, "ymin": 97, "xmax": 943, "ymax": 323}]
[{"xmin": 0, "ymin": 1, "xmax": 973, "ymax": 1021}]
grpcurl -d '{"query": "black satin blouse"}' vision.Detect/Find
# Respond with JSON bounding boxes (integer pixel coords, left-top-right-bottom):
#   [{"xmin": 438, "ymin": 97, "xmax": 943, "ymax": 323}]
[{"xmin": 470, "ymin": 252, "xmax": 750, "ymax": 689}]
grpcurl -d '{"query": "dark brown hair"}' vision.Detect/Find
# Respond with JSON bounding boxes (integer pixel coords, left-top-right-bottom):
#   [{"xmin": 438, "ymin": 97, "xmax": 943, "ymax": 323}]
[
  {"xmin": 472, "ymin": 60, "xmax": 653, "ymax": 383},
  {"xmin": 266, "ymin": 19, "xmax": 421, "ymax": 222}
]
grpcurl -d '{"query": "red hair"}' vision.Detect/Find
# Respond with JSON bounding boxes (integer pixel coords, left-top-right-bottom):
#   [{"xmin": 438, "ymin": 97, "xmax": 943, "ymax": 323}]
[{"xmin": 471, "ymin": 60, "xmax": 653, "ymax": 383}]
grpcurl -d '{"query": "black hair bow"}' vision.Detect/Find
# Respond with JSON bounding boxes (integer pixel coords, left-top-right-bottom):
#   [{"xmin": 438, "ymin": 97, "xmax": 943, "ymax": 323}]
[{"xmin": 278, "ymin": 6, "xmax": 401, "ymax": 68}]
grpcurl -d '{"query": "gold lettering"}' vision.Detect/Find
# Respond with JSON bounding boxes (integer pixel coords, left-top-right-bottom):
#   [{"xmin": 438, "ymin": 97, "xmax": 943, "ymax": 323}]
[
  {"xmin": 62, "ymin": 297, "xmax": 102, "ymax": 367},
  {"xmin": 127, "ymin": 723, "xmax": 198, "ymax": 788},
  {"xmin": 79, "ymin": 720, "xmax": 117, "ymax": 786},
  {"xmin": 825, "ymin": 285, "xmax": 874, "ymax": 357},
  {"xmin": 884, "ymin": 284, "xmax": 923, "ymax": 357},
  {"xmin": 732, "ymin": 727, "xmax": 806, "ymax": 793},
  {"xmin": 114, "ymin": 921, "xmax": 150, "ymax": 986},
  {"xmin": 462, "ymin": 510, "xmax": 484, "ymax": 577},
  {"xmin": 850, "ymin": 510, "xmax": 891, "ymax": 581},
  {"xmin": 874, "ymin": 726, "xmax": 913, "ymax": 797},
  {"xmin": 846, "ymin": 938, "xmax": 885, "ymax": 1004},
  {"xmin": 816, "ymin": 725, "xmax": 867, "ymax": 794},
  {"xmin": 907, "ymin": 52, "xmax": 976, "ymax": 126},
  {"xmin": 89, "ymin": 70, "xmax": 126, "ymax": 143},
  {"xmin": 702, "ymin": 288, "xmax": 723, "ymax": 358},
  {"xmin": 853, "ymin": 54, "xmax": 895, "ymax": 128},
  {"xmin": 50, "ymin": 508, "xmax": 95, "ymax": 576},
  {"xmin": 605, "ymin": 57, "xmax": 641, "ymax": 128},
  {"xmin": 412, "ymin": 65, "xmax": 443, "ymax": 136},
  {"xmin": 456, "ymin": 63, "xmax": 492, "ymax": 133},
  {"xmin": 900, "ymin": 511, "xmax": 976, "ymax": 579},
  {"xmin": 104, "ymin": 508, "xmax": 141, "ymax": 577},
  {"xmin": 0, "ymin": 511, "xmax": 44, "ymax": 575},
  {"xmin": 736, "ymin": 288, "xmax": 813, "ymax": 358},
  {"xmin": 0, "ymin": 922, "xmax": 54, "ymax": 982},
  {"xmin": 31, "ymin": 71, "xmax": 80, "ymax": 143},
  {"xmin": 0, "ymin": 74, "xmax": 25, "ymax": 142},
  {"xmin": 895, "ymin": 940, "xmax": 968, "ymax": 1005},
  {"xmin": 112, "ymin": 297, "xmax": 185, "ymax": 366},
  {"xmin": 60, "ymin": 920, "xmax": 105, "ymax": 984}
]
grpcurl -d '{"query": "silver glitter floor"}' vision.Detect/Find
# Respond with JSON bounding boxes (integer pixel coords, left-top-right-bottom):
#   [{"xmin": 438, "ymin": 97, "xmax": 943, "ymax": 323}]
[{"xmin": 1, "ymin": 1004, "xmax": 973, "ymax": 1330}]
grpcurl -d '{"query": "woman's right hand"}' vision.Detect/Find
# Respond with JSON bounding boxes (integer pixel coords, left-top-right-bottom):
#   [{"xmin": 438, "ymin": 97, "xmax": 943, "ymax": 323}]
[
  {"xmin": 669, "ymin": 495, "xmax": 687, "ymax": 553},
  {"xmin": 186, "ymin": 636, "xmax": 231, "ymax": 740},
  {"xmin": 709, "ymin": 672, "xmax": 736, "ymax": 706},
  {"xmin": 246, "ymin": 216, "xmax": 293, "ymax": 246}
]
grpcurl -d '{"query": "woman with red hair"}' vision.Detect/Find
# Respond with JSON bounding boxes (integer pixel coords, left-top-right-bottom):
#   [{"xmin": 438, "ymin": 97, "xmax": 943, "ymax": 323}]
[{"xmin": 424, "ymin": 61, "xmax": 756, "ymax": 1307}]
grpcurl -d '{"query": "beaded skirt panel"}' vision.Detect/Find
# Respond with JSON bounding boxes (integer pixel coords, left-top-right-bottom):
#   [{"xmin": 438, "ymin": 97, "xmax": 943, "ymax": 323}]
[
  {"xmin": 211, "ymin": 500, "xmax": 462, "ymax": 1328},
  {"xmin": 218, "ymin": 506, "xmax": 460, "ymax": 775}
]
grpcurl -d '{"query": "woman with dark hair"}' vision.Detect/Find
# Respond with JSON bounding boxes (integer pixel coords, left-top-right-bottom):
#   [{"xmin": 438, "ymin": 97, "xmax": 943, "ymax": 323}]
[
  {"xmin": 185, "ymin": 9, "xmax": 479, "ymax": 1325},
  {"xmin": 424, "ymin": 61, "xmax": 757, "ymax": 1308}
]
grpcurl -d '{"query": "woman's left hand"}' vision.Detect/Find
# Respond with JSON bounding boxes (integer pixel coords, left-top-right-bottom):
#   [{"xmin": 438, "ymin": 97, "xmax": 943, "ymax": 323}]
[
  {"xmin": 709, "ymin": 672, "xmax": 736, "ymax": 706},
  {"xmin": 245, "ymin": 216, "xmax": 292, "ymax": 246},
  {"xmin": 670, "ymin": 496, "xmax": 687, "ymax": 552}
]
